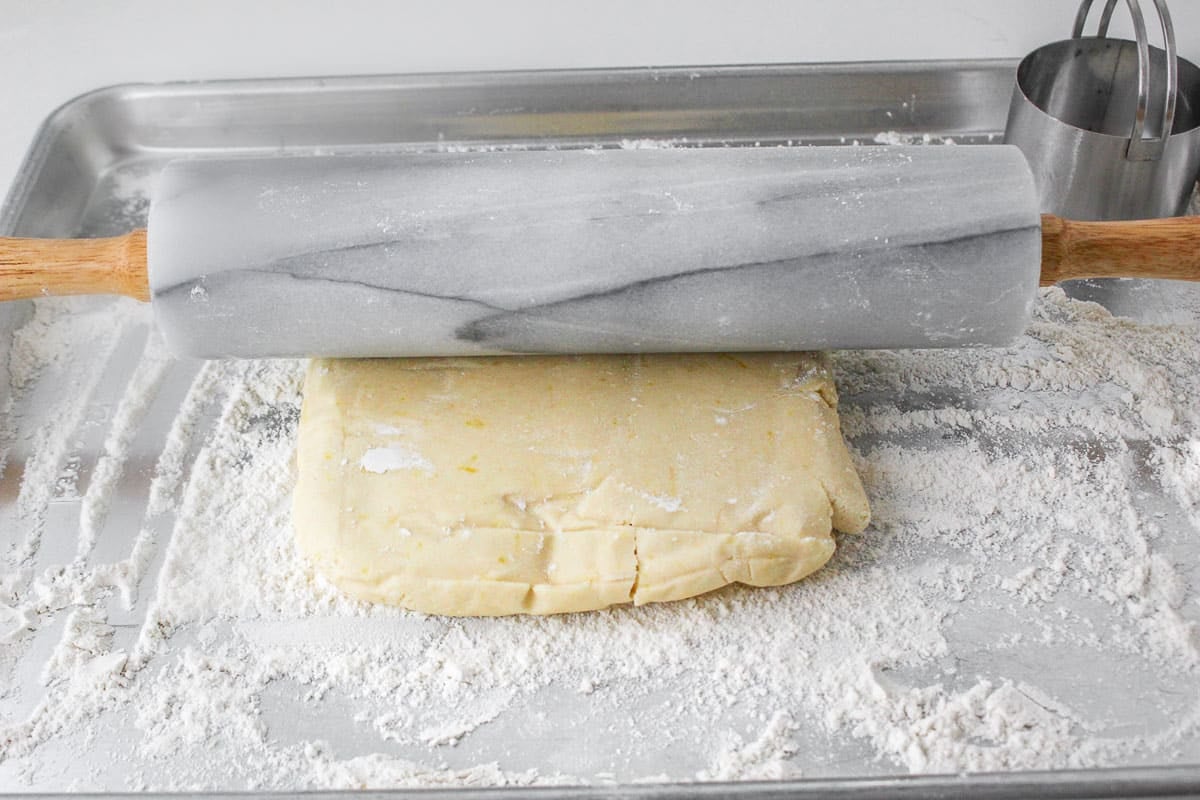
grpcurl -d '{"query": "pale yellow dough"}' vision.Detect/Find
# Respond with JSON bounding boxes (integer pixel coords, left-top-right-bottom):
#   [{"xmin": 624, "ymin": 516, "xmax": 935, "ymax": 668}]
[{"xmin": 293, "ymin": 353, "xmax": 870, "ymax": 616}]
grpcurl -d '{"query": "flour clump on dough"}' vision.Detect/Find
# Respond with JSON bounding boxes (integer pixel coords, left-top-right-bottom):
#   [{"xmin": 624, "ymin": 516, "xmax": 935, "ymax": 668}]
[{"xmin": 293, "ymin": 353, "xmax": 869, "ymax": 615}]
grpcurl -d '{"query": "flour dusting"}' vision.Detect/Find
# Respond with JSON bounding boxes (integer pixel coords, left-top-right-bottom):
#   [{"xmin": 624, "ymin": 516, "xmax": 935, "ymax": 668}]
[
  {"xmin": 1, "ymin": 174, "xmax": 1199, "ymax": 791},
  {"xmin": 360, "ymin": 446, "xmax": 435, "ymax": 475}
]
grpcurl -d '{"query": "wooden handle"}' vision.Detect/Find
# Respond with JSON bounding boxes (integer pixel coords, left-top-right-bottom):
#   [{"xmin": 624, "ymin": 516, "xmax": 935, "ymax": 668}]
[
  {"xmin": 0, "ymin": 230, "xmax": 149, "ymax": 302},
  {"xmin": 1040, "ymin": 214, "xmax": 1200, "ymax": 286}
]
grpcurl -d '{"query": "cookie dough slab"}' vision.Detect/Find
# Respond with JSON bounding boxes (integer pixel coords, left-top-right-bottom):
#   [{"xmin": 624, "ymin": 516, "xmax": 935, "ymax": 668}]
[{"xmin": 293, "ymin": 353, "xmax": 869, "ymax": 616}]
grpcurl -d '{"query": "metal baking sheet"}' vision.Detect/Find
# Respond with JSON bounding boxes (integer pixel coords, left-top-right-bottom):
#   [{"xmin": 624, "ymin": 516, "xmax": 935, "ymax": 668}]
[{"xmin": 2, "ymin": 61, "xmax": 1199, "ymax": 797}]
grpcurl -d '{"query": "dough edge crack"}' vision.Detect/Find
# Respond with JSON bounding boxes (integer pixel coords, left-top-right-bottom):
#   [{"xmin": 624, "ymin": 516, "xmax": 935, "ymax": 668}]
[{"xmin": 303, "ymin": 527, "xmax": 841, "ymax": 617}]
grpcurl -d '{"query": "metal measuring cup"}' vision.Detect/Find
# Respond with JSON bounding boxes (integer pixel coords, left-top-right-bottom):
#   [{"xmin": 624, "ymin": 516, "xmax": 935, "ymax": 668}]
[{"xmin": 1005, "ymin": 0, "xmax": 1200, "ymax": 222}]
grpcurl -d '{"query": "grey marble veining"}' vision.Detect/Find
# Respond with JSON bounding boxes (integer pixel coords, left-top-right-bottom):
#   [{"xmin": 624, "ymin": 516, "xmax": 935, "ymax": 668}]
[{"xmin": 146, "ymin": 145, "xmax": 1042, "ymax": 358}]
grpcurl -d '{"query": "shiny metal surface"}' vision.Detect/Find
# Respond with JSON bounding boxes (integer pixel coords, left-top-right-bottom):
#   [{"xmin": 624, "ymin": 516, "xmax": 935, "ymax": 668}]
[
  {"xmin": 14, "ymin": 764, "xmax": 1200, "ymax": 799},
  {"xmin": 1005, "ymin": 1, "xmax": 1200, "ymax": 220},
  {"xmin": 1071, "ymin": 0, "xmax": 1179, "ymax": 162},
  {"xmin": 2, "ymin": 60, "xmax": 1018, "ymax": 240},
  {"xmin": 2, "ymin": 61, "xmax": 1199, "ymax": 798}
]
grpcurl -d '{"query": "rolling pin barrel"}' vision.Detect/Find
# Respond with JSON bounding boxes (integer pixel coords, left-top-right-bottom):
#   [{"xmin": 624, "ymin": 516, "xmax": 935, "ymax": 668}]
[{"xmin": 146, "ymin": 146, "xmax": 1045, "ymax": 358}]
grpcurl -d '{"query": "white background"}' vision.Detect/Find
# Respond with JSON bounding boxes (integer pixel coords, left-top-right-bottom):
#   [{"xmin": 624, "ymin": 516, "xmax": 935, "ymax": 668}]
[{"xmin": 2, "ymin": 0, "xmax": 1200, "ymax": 198}]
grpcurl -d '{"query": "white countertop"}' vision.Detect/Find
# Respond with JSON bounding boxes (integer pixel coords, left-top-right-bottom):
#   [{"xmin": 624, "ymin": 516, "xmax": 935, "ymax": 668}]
[{"xmin": 3, "ymin": 0, "xmax": 1200, "ymax": 203}]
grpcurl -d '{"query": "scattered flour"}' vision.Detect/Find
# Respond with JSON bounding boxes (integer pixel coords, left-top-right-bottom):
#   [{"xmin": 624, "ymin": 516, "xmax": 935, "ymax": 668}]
[
  {"xmin": 697, "ymin": 711, "xmax": 802, "ymax": 781},
  {"xmin": 360, "ymin": 446, "xmax": 435, "ymax": 475},
  {"xmin": 873, "ymin": 131, "xmax": 957, "ymax": 146},
  {"xmin": 0, "ymin": 172, "xmax": 1199, "ymax": 792}
]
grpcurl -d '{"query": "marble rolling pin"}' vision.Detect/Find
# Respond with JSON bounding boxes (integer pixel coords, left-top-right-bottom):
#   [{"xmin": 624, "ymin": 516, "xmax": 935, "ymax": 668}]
[{"xmin": 1, "ymin": 145, "xmax": 1199, "ymax": 358}]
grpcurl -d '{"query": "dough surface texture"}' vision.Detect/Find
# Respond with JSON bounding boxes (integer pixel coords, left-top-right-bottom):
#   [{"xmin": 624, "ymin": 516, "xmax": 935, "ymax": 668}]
[{"xmin": 293, "ymin": 353, "xmax": 870, "ymax": 616}]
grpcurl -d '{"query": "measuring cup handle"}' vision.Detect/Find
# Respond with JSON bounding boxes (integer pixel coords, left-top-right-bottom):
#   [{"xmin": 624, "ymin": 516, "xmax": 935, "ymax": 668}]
[
  {"xmin": 1040, "ymin": 214, "xmax": 1200, "ymax": 285},
  {"xmin": 1072, "ymin": 0, "xmax": 1179, "ymax": 161}
]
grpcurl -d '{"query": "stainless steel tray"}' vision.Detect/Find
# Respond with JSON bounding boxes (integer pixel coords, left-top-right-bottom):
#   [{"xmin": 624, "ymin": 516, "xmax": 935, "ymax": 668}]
[{"xmin": 2, "ymin": 61, "xmax": 1199, "ymax": 798}]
